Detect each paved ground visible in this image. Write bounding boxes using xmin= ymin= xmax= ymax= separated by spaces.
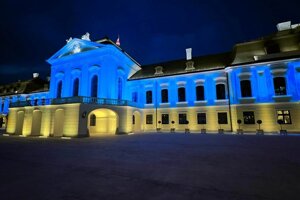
xmin=0 ymin=133 xmax=299 ymax=200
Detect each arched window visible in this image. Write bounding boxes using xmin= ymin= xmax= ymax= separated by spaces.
xmin=118 ymin=78 xmax=122 ymax=100
xmin=161 ymin=89 xmax=168 ymax=103
xmin=240 ymin=80 xmax=252 ymax=97
xmin=132 ymin=115 xmax=135 ymax=124
xmin=273 ymin=77 xmax=286 ymax=95
xmin=216 ymin=84 xmax=225 ymax=100
xmin=57 ymin=81 xmax=62 ymax=98
xmin=178 ymin=87 xmax=186 ymax=102
xmin=90 ymin=114 xmax=96 ymax=126
xmin=196 ymin=85 xmax=204 ymax=101
xmin=73 ymin=78 xmax=79 ymax=97
xmin=146 ymin=90 xmax=152 ymax=104
xmin=91 ymin=75 xmax=98 ymax=97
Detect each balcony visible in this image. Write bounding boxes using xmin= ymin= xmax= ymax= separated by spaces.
xmin=9 ymin=96 xmax=137 ymax=108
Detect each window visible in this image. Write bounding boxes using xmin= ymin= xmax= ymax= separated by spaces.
xmin=132 ymin=115 xmax=135 ymax=124
xmin=118 ymin=78 xmax=122 ymax=100
xmin=73 ymin=78 xmax=79 ymax=96
xmin=1 ymin=102 xmax=4 ymax=111
xmin=179 ymin=113 xmax=187 ymax=124
xmin=277 ymin=110 xmax=291 ymax=124
xmin=161 ymin=89 xmax=168 ymax=103
xmin=243 ymin=111 xmax=255 ymax=124
xmin=146 ymin=90 xmax=152 ymax=104
xmin=218 ymin=112 xmax=228 ymax=124
xmin=265 ymin=42 xmax=280 ymax=54
xmin=197 ymin=113 xmax=206 ymax=124
xmin=91 ymin=75 xmax=98 ymax=97
xmin=196 ymin=85 xmax=205 ymax=101
xmin=57 ymin=81 xmax=62 ymax=98
xmin=178 ymin=87 xmax=186 ymax=102
xmin=90 ymin=114 xmax=96 ymax=126
xmin=132 ymin=92 xmax=138 ymax=102
xmin=240 ymin=80 xmax=252 ymax=97
xmin=41 ymin=98 xmax=45 ymax=105
xmin=216 ymin=84 xmax=226 ymax=100
xmin=273 ymin=77 xmax=287 ymax=95
xmin=146 ymin=115 xmax=153 ymax=124
xmin=162 ymin=114 xmax=169 ymax=124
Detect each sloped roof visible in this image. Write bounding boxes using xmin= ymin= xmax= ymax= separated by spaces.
xmin=130 ymin=26 xmax=300 ymax=80
xmin=0 ymin=77 xmax=49 ymax=97
xmin=129 ymin=52 xmax=232 ymax=80
xmin=231 ymin=26 xmax=300 ymax=65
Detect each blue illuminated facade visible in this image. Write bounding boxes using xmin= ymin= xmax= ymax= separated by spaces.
xmin=2 ymin=25 xmax=300 ymax=135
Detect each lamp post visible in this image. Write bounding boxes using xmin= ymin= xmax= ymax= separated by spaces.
xmin=237 ymin=119 xmax=243 ymax=135
xmin=256 ymin=120 xmax=264 ymax=135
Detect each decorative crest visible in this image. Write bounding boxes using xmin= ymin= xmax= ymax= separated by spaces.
xmin=73 ymin=43 xmax=81 ymax=54
xmin=81 ymin=32 xmax=91 ymax=41
xmin=66 ymin=37 xmax=73 ymax=43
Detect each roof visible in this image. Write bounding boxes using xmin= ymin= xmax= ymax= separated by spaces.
xmin=130 ymin=26 xmax=300 ymax=80
xmin=231 ymin=26 xmax=300 ymax=65
xmin=96 ymin=37 xmax=141 ymax=67
xmin=0 ymin=77 xmax=49 ymax=97
xmin=129 ymin=52 xmax=232 ymax=80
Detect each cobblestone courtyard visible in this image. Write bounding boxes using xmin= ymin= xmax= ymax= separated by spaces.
xmin=0 ymin=133 xmax=299 ymax=200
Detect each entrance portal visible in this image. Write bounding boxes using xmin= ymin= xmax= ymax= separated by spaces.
xmin=88 ymin=109 xmax=118 ymax=136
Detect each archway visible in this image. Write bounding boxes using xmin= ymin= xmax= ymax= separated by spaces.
xmin=53 ymin=109 xmax=64 ymax=137
xmin=31 ymin=110 xmax=42 ymax=136
xmin=88 ymin=109 xmax=118 ymax=136
xmin=15 ymin=111 xmax=24 ymax=135
xmin=132 ymin=111 xmax=141 ymax=132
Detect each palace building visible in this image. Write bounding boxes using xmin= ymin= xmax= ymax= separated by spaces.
xmin=1 ymin=21 xmax=300 ymax=137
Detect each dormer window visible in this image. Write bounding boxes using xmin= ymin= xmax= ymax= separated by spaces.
xmin=154 ymin=66 xmax=163 ymax=75
xmin=265 ymin=42 xmax=280 ymax=54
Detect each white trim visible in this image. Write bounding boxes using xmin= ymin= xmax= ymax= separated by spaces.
xmin=176 ymin=81 xmax=186 ymax=86
xmin=194 ymin=79 xmax=205 ymax=85
xmin=214 ymin=77 xmax=226 ymax=83
xmin=159 ymin=83 xmax=169 ymax=88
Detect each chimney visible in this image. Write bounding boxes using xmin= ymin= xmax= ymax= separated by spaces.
xmin=186 ymin=48 xmax=192 ymax=60
xmin=33 ymin=73 xmax=39 ymax=78
xmin=276 ymin=21 xmax=291 ymax=31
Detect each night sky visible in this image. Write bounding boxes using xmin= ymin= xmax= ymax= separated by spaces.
xmin=0 ymin=0 xmax=299 ymax=84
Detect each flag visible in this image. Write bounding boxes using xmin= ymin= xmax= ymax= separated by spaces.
xmin=116 ymin=35 xmax=120 ymax=46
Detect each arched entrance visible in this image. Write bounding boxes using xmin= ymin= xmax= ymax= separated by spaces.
xmin=53 ymin=109 xmax=64 ymax=137
xmin=15 ymin=111 xmax=24 ymax=135
xmin=132 ymin=111 xmax=141 ymax=132
xmin=88 ymin=109 xmax=118 ymax=136
xmin=31 ymin=110 xmax=42 ymax=136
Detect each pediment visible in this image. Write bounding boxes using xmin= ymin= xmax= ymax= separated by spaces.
xmin=47 ymin=38 xmax=105 ymax=64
